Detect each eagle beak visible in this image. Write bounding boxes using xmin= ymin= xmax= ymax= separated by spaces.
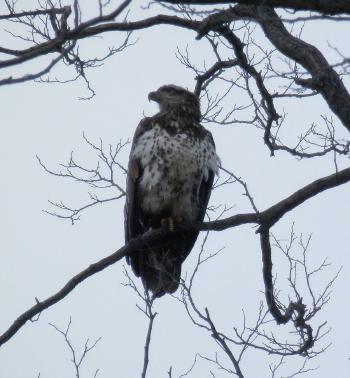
xmin=148 ymin=91 xmax=158 ymax=102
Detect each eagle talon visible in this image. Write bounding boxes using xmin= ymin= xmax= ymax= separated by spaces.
xmin=161 ymin=217 xmax=175 ymax=232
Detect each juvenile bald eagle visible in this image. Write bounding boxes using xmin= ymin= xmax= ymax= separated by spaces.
xmin=124 ymin=85 xmax=219 ymax=297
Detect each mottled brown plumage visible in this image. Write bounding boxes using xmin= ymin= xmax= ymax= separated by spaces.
xmin=124 ymin=85 xmax=219 ymax=297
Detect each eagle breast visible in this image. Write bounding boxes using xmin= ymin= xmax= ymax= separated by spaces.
xmin=130 ymin=120 xmax=219 ymax=221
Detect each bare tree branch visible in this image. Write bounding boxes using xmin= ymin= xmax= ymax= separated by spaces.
xmin=194 ymin=59 xmax=239 ymax=96
xmin=195 ymin=5 xmax=350 ymax=134
xmin=0 ymin=7 xmax=69 ymax=21
xmin=2 ymin=4 xmax=350 ymax=374
xmin=156 ymin=0 xmax=350 ymax=15
xmin=49 ymin=318 xmax=101 ymax=377
xmin=141 ymin=300 xmax=157 ymax=378
xmin=2 ymin=165 xmax=349 ymax=348
xmin=122 ymin=269 xmax=157 ymax=378
xmin=254 ymin=6 xmax=350 ymax=134
xmin=199 ymin=166 xmax=350 ymax=232
xmin=0 ymin=230 xmax=164 ymax=347
xmin=37 ymin=136 xmax=128 ymax=223
xmin=0 ymin=14 xmax=199 ymax=72
xmin=259 ymin=228 xmax=314 ymax=353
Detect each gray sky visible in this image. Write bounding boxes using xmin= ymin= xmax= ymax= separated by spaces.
xmin=0 ymin=1 xmax=349 ymax=377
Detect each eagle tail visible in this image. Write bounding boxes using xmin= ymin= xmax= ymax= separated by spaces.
xmin=142 ymin=253 xmax=181 ymax=298
xmin=128 ymin=230 xmax=201 ymax=298
xmin=130 ymin=232 xmax=196 ymax=298
xmin=141 ymin=238 xmax=182 ymax=298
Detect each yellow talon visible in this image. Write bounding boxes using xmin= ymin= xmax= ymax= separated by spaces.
xmin=161 ymin=217 xmax=175 ymax=232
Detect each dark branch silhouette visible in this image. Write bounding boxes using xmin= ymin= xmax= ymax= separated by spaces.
xmin=155 ymin=0 xmax=350 ymax=15
xmin=1 ymin=166 xmax=349 ymax=348
xmin=2 ymin=1 xmax=350 ymax=375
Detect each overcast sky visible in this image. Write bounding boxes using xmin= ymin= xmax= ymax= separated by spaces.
xmin=0 ymin=1 xmax=349 ymax=377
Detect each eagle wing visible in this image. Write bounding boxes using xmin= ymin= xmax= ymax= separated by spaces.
xmin=180 ymin=132 xmax=216 ymax=262
xmin=124 ymin=118 xmax=151 ymax=276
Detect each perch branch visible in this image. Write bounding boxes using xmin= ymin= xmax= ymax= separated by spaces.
xmin=1 ymin=166 xmax=349 ymax=347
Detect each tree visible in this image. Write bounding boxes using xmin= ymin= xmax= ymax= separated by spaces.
xmin=0 ymin=1 xmax=349 ymax=376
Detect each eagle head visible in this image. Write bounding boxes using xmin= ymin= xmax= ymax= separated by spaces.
xmin=148 ymin=85 xmax=200 ymax=120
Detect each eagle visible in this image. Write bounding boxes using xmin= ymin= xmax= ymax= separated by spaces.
xmin=124 ymin=85 xmax=219 ymax=298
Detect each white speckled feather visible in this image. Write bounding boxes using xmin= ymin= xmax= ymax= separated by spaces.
xmin=130 ymin=123 xmax=219 ymax=221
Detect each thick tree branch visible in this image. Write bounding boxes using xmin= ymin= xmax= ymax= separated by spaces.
xmin=157 ymin=0 xmax=350 ymax=15
xmin=214 ymin=25 xmax=280 ymax=153
xmin=194 ymin=58 xmax=238 ymax=96
xmin=254 ymin=6 xmax=350 ymax=133
xmin=1 ymin=166 xmax=349 ymax=347
xmin=196 ymin=5 xmax=350 ymax=133
xmin=260 ymin=166 xmax=350 ymax=227
xmin=73 ymin=15 xmax=200 ymax=39
xmin=0 ymin=15 xmax=200 ymax=71
xmin=0 ymin=7 xmax=69 ymax=20
xmin=201 ymin=167 xmax=350 ymax=231
xmin=259 ymin=228 xmax=314 ymax=354
xmin=0 ymin=229 xmax=164 ymax=348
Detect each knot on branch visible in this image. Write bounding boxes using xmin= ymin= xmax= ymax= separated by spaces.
xmin=265 ymin=284 xmax=315 ymax=355
xmin=283 ymin=300 xmax=313 ymax=343
xmin=196 ymin=10 xmax=236 ymax=40
xmin=290 ymin=300 xmax=315 ymax=354
xmin=295 ymin=76 xmax=325 ymax=91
